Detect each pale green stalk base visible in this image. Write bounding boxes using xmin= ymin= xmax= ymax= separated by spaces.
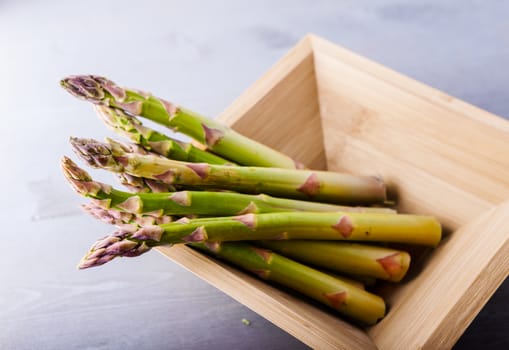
xmin=258 ymin=240 xmax=411 ymax=282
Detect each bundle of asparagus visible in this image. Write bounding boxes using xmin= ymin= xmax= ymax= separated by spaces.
xmin=60 ymin=75 xmax=442 ymax=326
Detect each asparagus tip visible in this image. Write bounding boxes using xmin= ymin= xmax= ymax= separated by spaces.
xmin=69 ymin=137 xmax=124 ymax=171
xmin=61 ymin=156 xmax=112 ymax=196
xmin=60 ymin=75 xmax=105 ymax=102
xmin=60 ymin=75 xmax=127 ymax=102
xmin=61 ymin=156 xmax=92 ymax=182
xmin=78 ymin=229 xmax=151 ymax=269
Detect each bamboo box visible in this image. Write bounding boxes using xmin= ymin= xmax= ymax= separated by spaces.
xmin=157 ymin=35 xmax=509 ymax=350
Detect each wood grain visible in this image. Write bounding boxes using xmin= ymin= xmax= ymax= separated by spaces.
xmin=157 ymin=246 xmax=376 ymax=350
xmin=156 ymin=35 xmax=509 ymax=349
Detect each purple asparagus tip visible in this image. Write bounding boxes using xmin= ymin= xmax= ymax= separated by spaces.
xmin=61 ymin=156 xmax=92 ymax=182
xmin=60 ymin=156 xmax=111 ymax=196
xmin=60 ymin=75 xmax=105 ymax=102
xmin=69 ymin=137 xmax=125 ymax=171
xmin=78 ymin=229 xmax=151 ymax=269
xmin=82 ymin=203 xmax=132 ymax=226
xmin=60 ymin=75 xmax=127 ymax=103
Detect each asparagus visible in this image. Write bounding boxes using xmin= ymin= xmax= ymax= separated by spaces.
xmin=116 ymin=172 xmax=176 ymax=193
xmin=82 ymin=202 xmax=384 ymax=289
xmin=78 ymin=232 xmax=384 ymax=324
xmin=343 ymin=274 xmax=377 ymax=287
xmin=95 ymin=105 xmax=234 ymax=165
xmin=61 ymin=75 xmax=303 ymax=168
xmin=192 ymin=242 xmax=386 ymax=325
xmin=69 ymin=137 xmax=387 ymax=204
xmin=77 ymin=208 xmax=441 ymax=251
xmin=258 ymin=241 xmax=411 ymax=282
xmin=78 ymin=228 xmax=152 ymax=268
xmin=62 ymin=156 xmax=395 ymax=216
xmin=102 ymin=138 xmax=397 ymax=285
xmin=83 ymin=202 xmax=388 ymax=288
xmin=326 ymin=274 xmax=366 ymax=290
xmin=82 ymin=202 xmax=174 ymax=226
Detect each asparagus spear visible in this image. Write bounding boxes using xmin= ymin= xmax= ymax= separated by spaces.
xmin=258 ymin=241 xmax=410 ymax=282
xmin=77 ymin=232 xmax=384 ymax=325
xmin=62 ymin=156 xmax=395 ymax=215
xmin=116 ymin=172 xmax=176 ymax=193
xmin=95 ymin=105 xmax=234 ymax=165
xmin=77 ymin=208 xmax=441 ymax=250
xmin=61 ymin=75 xmax=303 ymax=169
xmin=192 ymin=242 xmax=386 ymax=325
xmin=78 ymin=228 xmax=151 ymax=268
xmin=69 ymin=137 xmax=387 ymax=204
xmin=82 ymin=201 xmax=405 ymax=282
xmin=324 ymin=273 xmax=366 ymax=290
xmin=82 ymin=202 xmax=174 ymax=226
xmin=83 ymin=204 xmax=381 ymax=289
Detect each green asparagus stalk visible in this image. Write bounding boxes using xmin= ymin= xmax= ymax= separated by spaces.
xmin=116 ymin=172 xmax=176 ymax=193
xmin=78 ymin=212 xmax=385 ymax=324
xmin=83 ymin=201 xmax=398 ymax=283
xmin=61 ymin=75 xmax=303 ymax=168
xmin=257 ymin=241 xmax=410 ymax=282
xmin=95 ymin=105 xmax=234 ymax=165
xmin=69 ymin=137 xmax=387 ymax=204
xmin=62 ymin=156 xmax=395 ymax=216
xmin=192 ymin=242 xmax=385 ymax=325
xmin=341 ymin=274 xmax=377 ymax=287
xmin=78 ymin=208 xmax=441 ymax=249
xmin=80 ymin=202 xmax=371 ymax=290
xmin=112 ymin=143 xmax=210 ymax=193
xmin=326 ymin=274 xmax=366 ymax=290
xmin=78 ymin=232 xmax=385 ymax=324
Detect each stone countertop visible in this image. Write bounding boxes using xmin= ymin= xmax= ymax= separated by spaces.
xmin=1 ymin=1 xmax=507 ymax=349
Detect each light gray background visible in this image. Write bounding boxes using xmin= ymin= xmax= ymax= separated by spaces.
xmin=1 ymin=1 xmax=507 ymax=349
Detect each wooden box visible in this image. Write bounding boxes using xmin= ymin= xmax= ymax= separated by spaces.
xmin=157 ymin=35 xmax=509 ymax=349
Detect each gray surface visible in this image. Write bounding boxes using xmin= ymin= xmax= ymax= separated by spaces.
xmin=1 ymin=0 xmax=507 ymax=349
